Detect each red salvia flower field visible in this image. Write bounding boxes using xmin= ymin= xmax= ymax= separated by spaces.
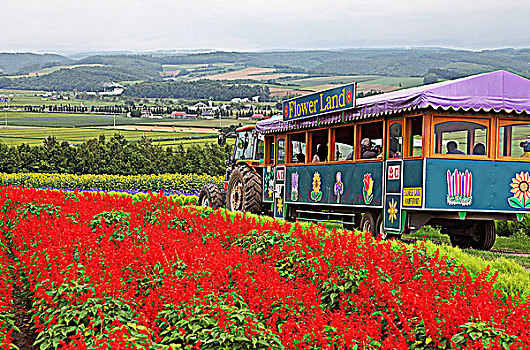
xmin=0 ymin=186 xmax=529 ymax=349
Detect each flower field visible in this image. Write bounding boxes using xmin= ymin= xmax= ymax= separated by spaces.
xmin=1 ymin=186 xmax=530 ymax=349
xmin=0 ymin=172 xmax=223 ymax=195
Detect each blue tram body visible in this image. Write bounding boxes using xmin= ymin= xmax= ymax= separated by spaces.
xmin=211 ymin=70 xmax=530 ymax=250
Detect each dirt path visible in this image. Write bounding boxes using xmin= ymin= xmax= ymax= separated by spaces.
xmin=12 ymin=288 xmax=37 ymax=350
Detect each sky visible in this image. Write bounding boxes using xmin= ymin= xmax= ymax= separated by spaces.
xmin=2 ymin=0 xmax=529 ymax=53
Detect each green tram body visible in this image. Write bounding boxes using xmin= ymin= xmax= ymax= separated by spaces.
xmin=231 ymin=71 xmax=530 ymax=249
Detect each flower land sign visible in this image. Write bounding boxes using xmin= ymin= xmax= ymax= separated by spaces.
xmin=446 ymin=169 xmax=473 ymax=206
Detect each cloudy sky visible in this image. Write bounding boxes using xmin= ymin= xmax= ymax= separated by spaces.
xmin=2 ymin=0 xmax=529 ymax=53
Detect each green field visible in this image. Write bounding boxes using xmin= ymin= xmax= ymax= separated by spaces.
xmin=0 ymin=127 xmax=213 ymax=146
xmin=362 ymin=76 xmax=424 ymax=88
xmin=2 ymin=112 xmax=149 ymax=128
xmin=1 ymin=90 xmax=124 ymax=107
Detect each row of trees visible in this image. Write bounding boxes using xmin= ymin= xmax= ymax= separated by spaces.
xmin=0 ymin=134 xmax=229 ymax=176
xmin=123 ymin=80 xmax=270 ymax=101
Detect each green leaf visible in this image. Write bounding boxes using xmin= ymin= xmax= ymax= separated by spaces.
xmin=508 ymin=197 xmax=523 ymax=208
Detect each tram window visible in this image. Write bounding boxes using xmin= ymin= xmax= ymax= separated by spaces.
xmin=289 ymin=133 xmax=306 ymax=163
xmin=388 ymin=122 xmax=402 ymax=158
xmin=310 ymin=129 xmax=329 ymax=163
xmin=333 ymin=126 xmax=354 ymax=161
xmin=265 ymin=136 xmax=274 ymax=164
xmin=434 ymin=121 xmax=487 ymax=155
xmin=358 ymin=121 xmax=383 ymax=159
xmin=255 ymin=138 xmax=264 ymax=161
xmin=407 ymin=116 xmax=423 ymax=157
xmin=277 ymin=137 xmax=286 ymax=164
xmin=499 ymin=124 xmax=530 ymax=157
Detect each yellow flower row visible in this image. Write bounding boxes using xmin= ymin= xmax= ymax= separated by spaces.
xmin=0 ymin=172 xmax=224 ymax=194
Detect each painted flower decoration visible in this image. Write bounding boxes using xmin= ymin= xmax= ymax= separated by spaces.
xmin=292 ymin=172 xmax=299 ymax=189
xmin=284 ymin=105 xmax=289 ymax=117
xmin=312 ymin=172 xmax=321 ymax=193
xmin=346 ymin=88 xmax=352 ymax=104
xmin=388 ymin=198 xmax=398 ymax=223
xmin=310 ymin=172 xmax=323 ymax=202
xmin=334 ymin=172 xmax=344 ymax=203
xmin=508 ymin=171 xmax=530 ymax=209
xmin=277 ymin=197 xmax=283 ymax=214
xmin=291 ymin=172 xmax=299 ymax=201
xmin=362 ymin=173 xmax=374 ymax=204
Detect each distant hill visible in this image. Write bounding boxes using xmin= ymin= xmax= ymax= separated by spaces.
xmin=0 ymin=52 xmax=72 ymax=74
xmin=0 ymin=47 xmax=529 ymax=96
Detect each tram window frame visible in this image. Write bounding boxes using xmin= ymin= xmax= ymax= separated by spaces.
xmin=404 ymin=115 xmax=423 ymax=159
xmin=432 ymin=116 xmax=490 ymax=158
xmin=387 ymin=119 xmax=403 ymax=159
xmin=287 ymin=132 xmax=307 ymax=165
xmin=309 ymin=128 xmax=330 ymax=164
xmin=330 ymin=125 xmax=355 ymax=162
xmin=356 ymin=120 xmax=384 ymax=161
xmin=276 ymin=135 xmax=287 ymax=165
xmin=264 ymin=135 xmax=275 ymax=165
xmin=498 ymin=119 xmax=530 ymax=160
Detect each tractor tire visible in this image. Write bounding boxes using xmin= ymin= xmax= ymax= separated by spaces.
xmin=198 ymin=184 xmax=224 ymax=209
xmin=227 ymin=165 xmax=263 ymax=214
xmin=470 ymin=221 xmax=496 ymax=250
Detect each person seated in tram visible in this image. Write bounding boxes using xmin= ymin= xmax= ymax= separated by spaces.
xmin=296 ymin=152 xmax=306 ymax=163
xmin=521 ymin=141 xmax=530 ymax=157
xmin=472 ymin=142 xmax=486 ymax=155
xmin=312 ymin=144 xmax=327 ymax=162
xmin=446 ymin=140 xmax=465 ymax=155
xmin=361 ymin=138 xmax=379 ymax=159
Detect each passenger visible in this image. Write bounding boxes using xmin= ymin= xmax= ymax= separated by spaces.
xmin=472 ymin=143 xmax=486 ymax=155
xmin=346 ymin=150 xmax=354 ymax=160
xmin=296 ymin=153 xmax=306 ymax=163
xmin=361 ymin=138 xmax=378 ymax=159
xmin=312 ymin=144 xmax=327 ymax=163
xmin=446 ymin=141 xmax=465 ymax=155
xmin=521 ymin=141 xmax=530 ymax=157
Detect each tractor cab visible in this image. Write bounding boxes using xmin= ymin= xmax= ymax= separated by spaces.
xmin=226 ymin=125 xmax=264 ymax=166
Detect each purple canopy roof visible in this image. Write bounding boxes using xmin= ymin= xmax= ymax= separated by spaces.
xmin=256 ymin=70 xmax=530 ymax=133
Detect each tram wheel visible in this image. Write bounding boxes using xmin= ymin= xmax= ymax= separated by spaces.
xmin=376 ymin=213 xmax=386 ymax=239
xmin=449 ymin=234 xmax=470 ymax=249
xmin=469 ymin=220 xmax=496 ymax=251
xmin=360 ymin=212 xmax=381 ymax=237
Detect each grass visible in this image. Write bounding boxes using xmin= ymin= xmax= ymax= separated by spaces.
xmin=2 ymin=112 xmax=149 ymax=128
xmin=0 ymin=127 xmax=211 ymax=146
xmin=362 ymin=76 xmax=424 ymax=88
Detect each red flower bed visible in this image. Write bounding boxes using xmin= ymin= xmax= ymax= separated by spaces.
xmin=0 ymin=186 xmax=529 ymax=349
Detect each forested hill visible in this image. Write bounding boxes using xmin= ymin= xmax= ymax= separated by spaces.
xmin=0 ymin=48 xmax=529 ymax=97
xmin=174 ymin=48 xmax=530 ymax=78
xmin=0 ymin=53 xmax=72 ymax=75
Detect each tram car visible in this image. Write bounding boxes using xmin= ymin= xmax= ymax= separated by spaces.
xmin=200 ymin=70 xmax=530 ymax=250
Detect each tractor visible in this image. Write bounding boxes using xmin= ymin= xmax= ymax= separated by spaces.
xmin=198 ymin=125 xmax=267 ymax=214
